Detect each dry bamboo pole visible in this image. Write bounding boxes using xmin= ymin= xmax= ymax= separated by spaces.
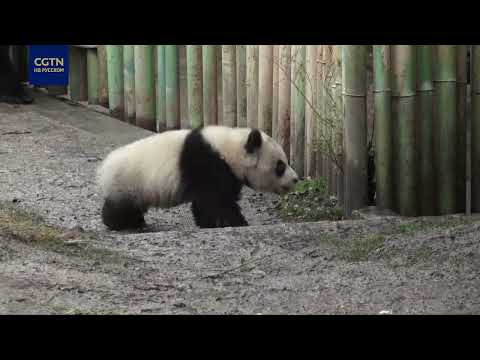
xmin=291 ymin=45 xmax=306 ymax=178
xmin=342 ymin=45 xmax=368 ymax=216
xmin=471 ymin=46 xmax=480 ymax=212
xmin=186 ymin=45 xmax=203 ymax=129
xmin=86 ymin=48 xmax=99 ymax=105
xmin=333 ymin=45 xmax=344 ymax=200
xmin=246 ymin=45 xmax=259 ymax=128
xmin=373 ymin=46 xmax=393 ymax=210
xmin=69 ymin=47 xmax=88 ymax=102
xmin=456 ymin=45 xmax=467 ymax=212
xmin=222 ymin=45 xmax=236 ymax=127
xmin=106 ymin=45 xmax=124 ymax=118
xmin=322 ymin=45 xmax=333 ymax=192
xmin=123 ymin=45 xmax=135 ymax=124
xmin=272 ymin=45 xmax=279 ymax=140
xmin=202 ymin=45 xmax=218 ymax=126
xmin=434 ymin=45 xmax=457 ymax=215
xmin=305 ymin=45 xmax=317 ymax=178
xmin=97 ymin=45 xmax=109 ymax=107
xmin=391 ymin=45 xmax=417 ymax=216
xmin=277 ymin=45 xmax=291 ymax=161
xmin=236 ymin=45 xmax=247 ymax=128
xmin=466 ymin=46 xmax=473 ymax=215
xmin=165 ymin=45 xmax=180 ymax=130
xmin=134 ymin=45 xmax=156 ymax=131
xmin=315 ymin=45 xmax=324 ymax=179
xmin=258 ymin=45 xmax=274 ymax=135
xmin=156 ymin=45 xmax=166 ymax=132
xmin=415 ymin=45 xmax=435 ymax=215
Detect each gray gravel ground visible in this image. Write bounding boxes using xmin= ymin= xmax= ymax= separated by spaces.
xmin=1 ymin=92 xmax=480 ymax=314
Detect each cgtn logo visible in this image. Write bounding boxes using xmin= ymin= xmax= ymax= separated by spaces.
xmin=33 ymin=57 xmax=65 ymax=72
xmin=28 ymin=45 xmax=69 ymax=86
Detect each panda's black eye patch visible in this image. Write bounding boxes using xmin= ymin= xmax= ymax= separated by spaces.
xmin=275 ymin=160 xmax=286 ymax=177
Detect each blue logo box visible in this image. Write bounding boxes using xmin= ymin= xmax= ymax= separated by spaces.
xmin=28 ymin=45 xmax=69 ymax=86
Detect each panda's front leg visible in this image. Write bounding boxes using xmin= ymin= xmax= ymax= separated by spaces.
xmin=220 ymin=201 xmax=248 ymax=228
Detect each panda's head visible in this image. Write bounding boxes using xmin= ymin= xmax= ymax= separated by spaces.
xmin=237 ymin=128 xmax=299 ymax=195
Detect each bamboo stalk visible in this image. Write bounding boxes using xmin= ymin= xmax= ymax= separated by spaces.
xmin=222 ymin=45 xmax=236 ymax=127
xmin=165 ymin=45 xmax=180 ymax=130
xmin=186 ymin=45 xmax=203 ymax=129
xmin=373 ymin=46 xmax=393 ymax=210
xmin=277 ymin=45 xmax=291 ymax=161
xmin=156 ymin=45 xmax=166 ymax=132
xmin=97 ymin=45 xmax=109 ymax=107
xmin=305 ymin=45 xmax=317 ymax=178
xmin=434 ymin=45 xmax=457 ymax=215
xmin=86 ymin=48 xmax=99 ymax=105
xmin=316 ymin=45 xmax=324 ymax=179
xmin=333 ymin=45 xmax=344 ymax=202
xmin=472 ymin=46 xmax=480 ymax=212
xmin=456 ymin=45 xmax=467 ymax=212
xmin=106 ymin=45 xmax=124 ymax=118
xmin=415 ymin=45 xmax=435 ymax=215
xmin=123 ymin=45 xmax=135 ymax=124
xmin=134 ymin=45 xmax=156 ymax=131
xmin=258 ymin=45 xmax=274 ymax=135
xmin=272 ymin=45 xmax=279 ymax=140
xmin=69 ymin=47 xmax=88 ymax=102
xmin=236 ymin=45 xmax=247 ymax=128
xmin=291 ymin=45 xmax=306 ymax=178
xmin=342 ymin=45 xmax=368 ymax=216
xmin=246 ymin=45 xmax=259 ymax=128
xmin=202 ymin=45 xmax=218 ymax=126
xmin=391 ymin=45 xmax=417 ymax=216
xmin=322 ymin=45 xmax=333 ymax=192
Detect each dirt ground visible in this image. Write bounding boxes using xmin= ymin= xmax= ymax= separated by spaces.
xmin=1 ymin=92 xmax=479 ymax=314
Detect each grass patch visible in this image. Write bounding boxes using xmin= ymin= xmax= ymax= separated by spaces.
xmin=326 ymin=234 xmax=386 ymax=262
xmin=277 ymin=178 xmax=345 ymax=222
xmin=0 ymin=201 xmax=129 ymax=265
xmin=395 ymin=217 xmax=473 ymax=236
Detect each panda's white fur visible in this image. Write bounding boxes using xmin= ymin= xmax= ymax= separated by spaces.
xmin=97 ymin=125 xmax=298 ymax=230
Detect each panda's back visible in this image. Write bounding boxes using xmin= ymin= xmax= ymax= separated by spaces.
xmin=97 ymin=129 xmax=191 ymax=208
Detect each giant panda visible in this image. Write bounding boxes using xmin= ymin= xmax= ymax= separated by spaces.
xmin=97 ymin=126 xmax=299 ymax=230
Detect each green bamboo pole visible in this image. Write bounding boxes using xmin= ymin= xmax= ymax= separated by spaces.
xmin=203 ymin=45 xmax=218 ymax=126
xmin=456 ymin=45 xmax=467 ymax=212
xmin=246 ymin=45 xmax=259 ymax=128
xmin=333 ymin=45 xmax=344 ymax=201
xmin=272 ymin=45 xmax=279 ymax=141
xmin=165 ymin=45 xmax=180 ymax=130
xmin=258 ymin=45 xmax=274 ymax=135
xmin=434 ymin=45 xmax=457 ymax=215
xmin=97 ymin=45 xmax=109 ymax=107
xmin=291 ymin=45 xmax=306 ymax=178
xmin=277 ymin=45 xmax=291 ymax=161
xmin=373 ymin=45 xmax=393 ymax=211
xmin=69 ymin=47 xmax=88 ymax=102
xmin=471 ymin=46 xmax=480 ymax=212
xmin=236 ymin=45 xmax=247 ymax=128
xmin=156 ymin=45 xmax=166 ymax=132
xmin=342 ymin=45 xmax=368 ymax=216
xmin=186 ymin=45 xmax=203 ymax=129
xmin=134 ymin=45 xmax=155 ymax=131
xmin=416 ymin=45 xmax=435 ymax=215
xmin=222 ymin=45 xmax=236 ymax=127
xmin=391 ymin=45 xmax=417 ymax=216
xmin=305 ymin=45 xmax=317 ymax=178
xmin=106 ymin=45 xmax=124 ymax=117
xmin=86 ymin=48 xmax=99 ymax=105
xmin=123 ymin=45 xmax=135 ymax=124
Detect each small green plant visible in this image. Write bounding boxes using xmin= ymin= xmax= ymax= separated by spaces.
xmin=327 ymin=234 xmax=386 ymax=262
xmin=277 ymin=178 xmax=344 ymax=222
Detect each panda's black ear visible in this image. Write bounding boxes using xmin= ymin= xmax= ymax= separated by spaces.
xmin=245 ymin=129 xmax=262 ymax=153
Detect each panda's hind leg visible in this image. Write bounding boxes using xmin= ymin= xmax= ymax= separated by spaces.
xmin=101 ymin=196 xmax=146 ymax=231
